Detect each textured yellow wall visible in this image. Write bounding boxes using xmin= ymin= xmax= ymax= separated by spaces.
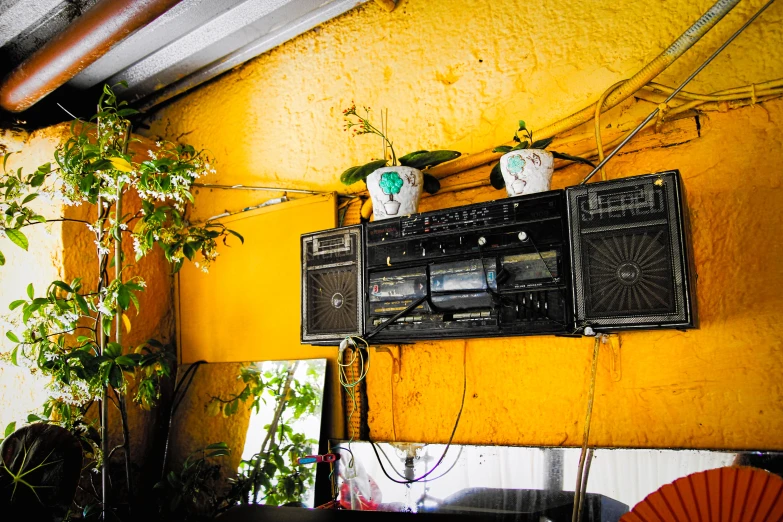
xmin=0 ymin=126 xmax=70 ymax=431
xmin=145 ymin=0 xmax=783 ymax=450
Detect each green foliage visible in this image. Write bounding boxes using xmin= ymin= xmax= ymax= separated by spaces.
xmin=0 ymin=154 xmax=50 ymax=264
xmin=0 ymin=83 xmax=240 ymax=518
xmin=340 ymin=104 xmax=460 ymax=190
xmin=154 ymin=443 xmax=230 ymax=520
xmin=489 ymin=119 xmax=595 ymax=189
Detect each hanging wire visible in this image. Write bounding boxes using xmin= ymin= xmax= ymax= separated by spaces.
xmin=572 ymin=336 xmax=601 ymax=522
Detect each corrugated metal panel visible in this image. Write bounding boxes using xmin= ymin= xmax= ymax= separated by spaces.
xmin=0 ymin=0 xmax=371 ymax=111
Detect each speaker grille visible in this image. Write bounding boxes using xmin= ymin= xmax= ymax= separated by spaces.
xmin=307 ymin=267 xmax=359 ymax=334
xmin=567 ymin=171 xmax=695 ymax=330
xmin=583 ymin=227 xmax=674 ymax=317
xmin=301 ymin=225 xmax=364 ymax=343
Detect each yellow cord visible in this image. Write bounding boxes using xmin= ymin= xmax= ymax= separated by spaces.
xmin=593 ymin=81 xmax=626 ymax=182
xmin=572 ymin=336 xmax=601 ymax=522
xmin=338 ymin=336 xmax=370 ymax=447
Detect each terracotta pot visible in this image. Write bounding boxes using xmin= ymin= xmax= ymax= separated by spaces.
xmin=365 ymin=166 xmax=423 ymax=220
xmin=499 ymin=149 xmax=554 ymax=197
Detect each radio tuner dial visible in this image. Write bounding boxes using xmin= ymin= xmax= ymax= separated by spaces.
xmin=518 ymin=231 xmax=529 ymax=242
xmin=478 ymin=237 xmax=487 ymax=246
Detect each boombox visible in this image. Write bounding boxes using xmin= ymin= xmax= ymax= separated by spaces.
xmin=301 ymin=170 xmax=697 ymax=344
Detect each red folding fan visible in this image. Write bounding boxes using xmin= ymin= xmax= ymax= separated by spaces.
xmin=621 ymin=466 xmax=783 ymax=522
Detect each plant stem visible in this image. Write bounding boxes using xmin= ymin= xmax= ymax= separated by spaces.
xmin=115 ymin=124 xmax=133 ymax=515
xmin=20 ymin=218 xmax=91 ymax=228
xmin=252 ymin=362 xmax=298 ymax=503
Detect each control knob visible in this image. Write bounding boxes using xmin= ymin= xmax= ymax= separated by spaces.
xmin=518 ymin=231 xmax=529 ymax=242
xmin=478 ymin=236 xmax=487 ymax=246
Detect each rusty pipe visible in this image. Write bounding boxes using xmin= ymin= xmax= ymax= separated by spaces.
xmin=0 ymin=0 xmax=183 ymax=113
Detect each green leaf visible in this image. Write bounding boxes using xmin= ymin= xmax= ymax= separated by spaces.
xmin=117 ymin=286 xmax=130 ymax=310
xmin=422 ymin=173 xmax=440 ymax=195
xmin=4 ymin=421 xmax=15 ymax=438
xmin=105 ymin=342 xmax=122 ymax=358
xmin=206 ymin=442 xmax=229 ymax=450
xmin=551 ymin=150 xmax=596 ymax=167
xmin=109 ymin=364 xmax=123 ymax=389
xmin=30 ymin=174 xmax=46 ymax=187
xmin=27 ymin=414 xmax=43 ymax=422
xmin=10 ymin=346 xmax=19 ymax=366
xmin=492 ymin=145 xmax=513 ymax=154
xmin=518 ymin=120 xmax=527 ymax=131
xmin=340 ymin=159 xmax=387 ymax=185
xmin=52 ymin=281 xmax=73 ymax=293
xmin=9 ymin=299 xmax=25 ymax=310
xmin=396 ymin=150 xmax=428 ymax=164
xmin=22 ymin=193 xmax=38 ymax=204
xmin=3 ymin=152 xmax=14 ymax=172
xmin=397 ymin=150 xmax=461 ymax=170
xmin=0 ymin=250 xmax=4 ymax=266
xmin=227 ymin=229 xmax=244 ymax=244
xmin=27 ymin=283 xmax=34 ymax=299
xmin=115 ymin=355 xmax=135 ymax=367
xmin=5 ymin=331 xmax=19 ymax=343
xmin=489 ymin=162 xmax=505 ymax=190
xmin=74 ymin=294 xmax=89 ymax=315
xmin=182 ymin=242 xmax=196 ymax=261
xmin=339 ymin=166 xmax=361 ymax=184
xmin=512 ymin=141 xmax=529 ymax=151
xmin=530 ymin=137 xmax=554 ymax=149
xmin=6 ymin=228 xmax=29 ymax=251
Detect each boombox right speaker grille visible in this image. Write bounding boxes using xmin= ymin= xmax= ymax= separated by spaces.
xmin=567 ymin=171 xmax=696 ymax=331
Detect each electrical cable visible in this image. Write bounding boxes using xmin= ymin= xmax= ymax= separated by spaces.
xmin=572 ymin=336 xmax=601 ymax=522
xmin=577 ymin=448 xmax=595 ymax=520
xmin=593 ymin=81 xmax=626 ymax=182
xmin=338 ymin=337 xmax=370 ymax=447
xmin=427 ymin=0 xmax=744 ymax=179
xmin=373 ymin=442 xmax=465 ymax=483
xmin=367 ymin=341 xmax=467 ymax=484
xmin=581 ymin=0 xmax=778 ymax=185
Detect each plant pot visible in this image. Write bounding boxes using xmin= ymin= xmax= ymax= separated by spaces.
xmin=499 ymin=149 xmax=554 ymax=197
xmin=366 ymin=166 xmax=423 ymax=220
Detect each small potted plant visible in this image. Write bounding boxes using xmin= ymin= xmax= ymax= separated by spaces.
xmin=490 ymin=120 xmax=594 ymax=197
xmin=340 ymin=104 xmax=461 ymax=220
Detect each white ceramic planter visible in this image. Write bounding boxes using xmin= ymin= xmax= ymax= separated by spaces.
xmin=499 ymin=149 xmax=554 ymax=197
xmin=366 ymin=166 xmax=423 ymax=220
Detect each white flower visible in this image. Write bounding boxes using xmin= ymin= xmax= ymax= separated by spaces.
xmin=97 ymin=301 xmax=111 ymax=315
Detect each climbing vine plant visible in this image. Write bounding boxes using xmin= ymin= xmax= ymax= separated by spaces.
xmin=0 ymin=83 xmax=241 ymax=518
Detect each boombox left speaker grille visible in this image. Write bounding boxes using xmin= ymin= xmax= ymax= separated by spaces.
xmin=301 ymin=225 xmax=364 ymax=343
xmin=567 ymin=171 xmax=696 ymax=331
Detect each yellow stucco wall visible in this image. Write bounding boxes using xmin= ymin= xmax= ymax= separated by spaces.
xmin=145 ymin=0 xmax=783 ymax=450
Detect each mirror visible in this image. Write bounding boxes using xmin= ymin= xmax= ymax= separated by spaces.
xmin=163 ymin=359 xmax=327 ymax=516
xmin=332 ymin=442 xmax=783 ymax=519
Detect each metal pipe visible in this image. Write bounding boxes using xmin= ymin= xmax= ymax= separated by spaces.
xmin=580 ymin=0 xmax=778 ymax=185
xmin=0 ymin=0 xmax=183 ymax=113
xmin=192 ymin=183 xmax=328 ymax=195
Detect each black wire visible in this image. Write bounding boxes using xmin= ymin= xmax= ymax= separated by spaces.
xmin=374 ymin=441 xmax=464 ymax=483
xmin=365 ymin=294 xmax=428 ymax=341
xmin=367 ymin=346 xmax=467 ymax=484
